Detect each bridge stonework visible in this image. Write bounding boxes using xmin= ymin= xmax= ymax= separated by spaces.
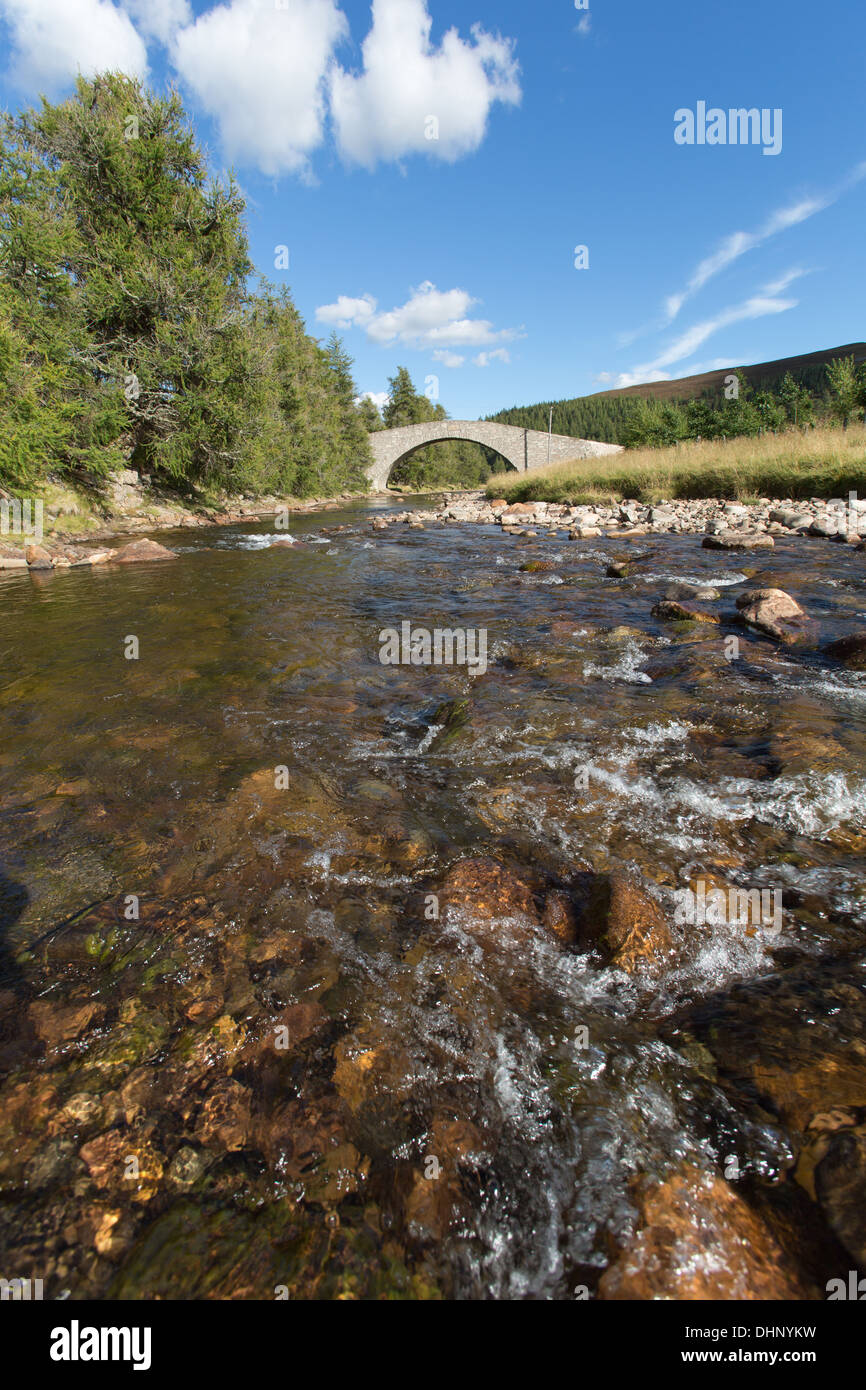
xmin=366 ymin=420 xmax=622 ymax=491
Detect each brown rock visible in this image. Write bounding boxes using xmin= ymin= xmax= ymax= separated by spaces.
xmin=586 ymin=869 xmax=673 ymax=973
xmin=404 ymin=1114 xmax=485 ymax=1242
xmin=79 ymin=1129 xmax=164 ymax=1203
xmin=108 ymin=538 xmax=176 ymax=564
xmin=665 ymin=954 xmax=866 ymax=1133
xmin=735 ymin=587 xmax=807 ymax=644
xmin=541 ymin=890 xmax=579 ymax=945
xmin=440 ymin=856 xmax=538 ymax=923
xmin=823 ymin=633 xmax=866 ymax=670
xmin=29 ymin=999 xmax=97 ymax=1047
xmin=599 ymin=1165 xmax=812 ymax=1300
xmin=25 ymin=544 xmax=54 ymax=569
xmin=814 ymin=1122 xmax=866 ymax=1267
xmin=195 ymin=1079 xmax=252 ymax=1152
xmin=652 ymin=599 xmax=720 ymax=624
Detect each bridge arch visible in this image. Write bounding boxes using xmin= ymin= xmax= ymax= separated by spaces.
xmin=366 ymin=420 xmax=622 ymax=491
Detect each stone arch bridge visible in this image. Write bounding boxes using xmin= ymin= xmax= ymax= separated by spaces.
xmin=366 ymin=420 xmax=622 ymax=491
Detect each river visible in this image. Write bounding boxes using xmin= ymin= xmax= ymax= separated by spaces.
xmin=1 ymin=497 xmax=864 ymax=1298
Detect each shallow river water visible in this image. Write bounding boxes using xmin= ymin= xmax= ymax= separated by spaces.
xmin=1 ymin=497 xmax=865 ymax=1299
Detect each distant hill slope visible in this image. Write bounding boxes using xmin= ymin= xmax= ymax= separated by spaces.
xmin=590 ymin=342 xmax=866 ymax=402
xmin=488 ymin=343 xmax=866 ymax=444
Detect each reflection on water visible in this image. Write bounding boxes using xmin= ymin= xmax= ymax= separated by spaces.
xmin=0 ymin=499 xmax=864 ymax=1298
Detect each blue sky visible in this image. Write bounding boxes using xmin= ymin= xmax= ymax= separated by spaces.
xmin=1 ymin=0 xmax=864 ymax=420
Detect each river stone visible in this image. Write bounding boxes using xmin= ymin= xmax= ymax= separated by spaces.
xmin=541 ymin=890 xmax=579 ymax=945
xmin=652 ymin=599 xmax=719 ymax=624
xmin=582 ymin=869 xmax=673 ymax=973
xmin=598 ymin=1165 xmax=814 ymax=1300
xmin=822 ymin=633 xmax=866 ymax=670
xmin=703 ymin=532 xmax=774 ymax=551
xmin=25 ymin=544 xmax=54 ymax=569
xmin=769 ymin=508 xmax=811 ymax=529
xmin=440 ymin=857 xmax=538 ymax=936
xmin=809 ymin=517 xmax=840 ymax=538
xmin=108 ymin=538 xmax=177 ymax=564
xmin=735 ymin=587 xmax=807 ymax=644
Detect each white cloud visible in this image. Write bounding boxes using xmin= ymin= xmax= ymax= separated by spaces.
xmin=358 ymin=390 xmax=389 ymax=410
xmin=432 ymin=350 xmax=465 ymax=368
xmin=329 ymin=0 xmax=520 ymax=168
xmin=761 ymin=267 xmax=810 ymax=295
xmin=574 ymin=15 xmax=591 ymax=36
xmin=121 ymin=0 xmax=191 ymax=44
xmin=1 ymin=0 xmax=147 ymax=89
xmin=172 ymin=0 xmax=347 ymax=178
xmin=474 ymin=348 xmax=510 ymax=366
xmin=364 ymin=280 xmax=512 ymax=347
xmin=316 ymin=294 xmax=378 ymax=330
xmin=319 ymin=280 xmax=517 ymax=350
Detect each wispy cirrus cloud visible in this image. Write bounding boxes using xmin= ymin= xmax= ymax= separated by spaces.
xmin=663 ymin=161 xmax=866 ymax=323
xmin=613 ymin=276 xmax=801 ymax=388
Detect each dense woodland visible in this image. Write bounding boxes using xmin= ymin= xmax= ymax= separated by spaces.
xmin=490 ymin=357 xmax=866 ymax=451
xmin=0 ymin=75 xmax=373 ymax=498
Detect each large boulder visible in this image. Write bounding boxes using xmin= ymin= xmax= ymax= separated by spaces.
xmin=735 ymin=587 xmax=807 ymax=644
xmin=108 ymin=538 xmax=177 ymax=564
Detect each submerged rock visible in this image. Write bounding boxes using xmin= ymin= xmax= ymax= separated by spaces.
xmin=599 ymin=1165 xmax=813 ymax=1300
xmin=582 ymin=869 xmax=673 ymax=973
xmin=440 ymin=857 xmax=538 ymax=936
xmin=822 ymin=633 xmax=866 ymax=670
xmin=813 ymin=1121 xmax=866 ymax=1267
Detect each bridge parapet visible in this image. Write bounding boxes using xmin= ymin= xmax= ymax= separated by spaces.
xmin=366 ymin=420 xmax=622 ymax=490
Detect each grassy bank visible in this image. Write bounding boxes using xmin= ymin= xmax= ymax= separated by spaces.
xmin=486 ymin=425 xmax=866 ymax=505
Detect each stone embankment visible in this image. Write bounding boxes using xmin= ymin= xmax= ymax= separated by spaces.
xmin=373 ymin=490 xmax=866 ymax=547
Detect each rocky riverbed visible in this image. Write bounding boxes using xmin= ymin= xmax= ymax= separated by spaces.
xmin=0 ymin=496 xmax=864 ymax=1300
xmin=382 ymin=489 xmax=866 ymax=546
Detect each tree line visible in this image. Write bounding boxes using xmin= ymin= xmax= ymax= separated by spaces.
xmin=489 ymin=358 xmax=866 ymax=451
xmin=0 ymin=74 xmax=373 ymax=498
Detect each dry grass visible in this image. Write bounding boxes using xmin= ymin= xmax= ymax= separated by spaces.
xmin=486 ymin=425 xmax=866 ymax=505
